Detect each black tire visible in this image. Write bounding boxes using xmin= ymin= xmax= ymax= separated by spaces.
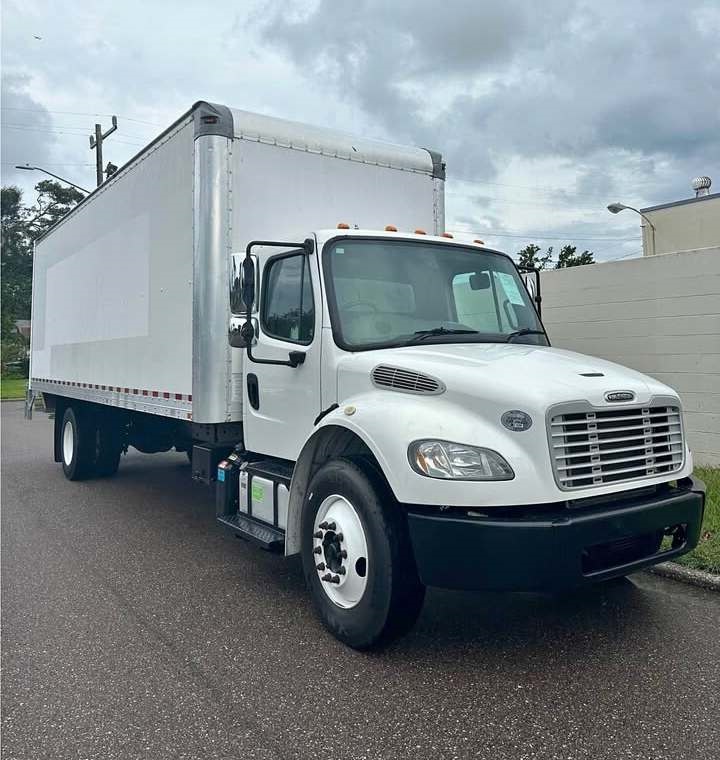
xmin=301 ymin=458 xmax=425 ymax=649
xmin=60 ymin=406 xmax=97 ymax=481
xmin=94 ymin=416 xmax=123 ymax=477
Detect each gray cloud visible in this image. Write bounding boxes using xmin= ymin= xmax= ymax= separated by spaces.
xmin=1 ymin=73 xmax=57 ymax=191
xmin=260 ymin=0 xmax=720 ymax=208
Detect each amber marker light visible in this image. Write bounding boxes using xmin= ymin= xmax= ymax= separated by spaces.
xmin=337 ymin=222 xmax=350 ymax=229
xmin=385 ymin=225 xmax=398 ymax=232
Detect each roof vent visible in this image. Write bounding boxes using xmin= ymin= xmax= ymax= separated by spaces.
xmin=692 ymin=176 xmax=712 ymax=197
xmin=372 ymin=365 xmax=445 ymax=395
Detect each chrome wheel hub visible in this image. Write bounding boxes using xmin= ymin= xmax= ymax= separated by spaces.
xmin=313 ymin=494 xmax=368 ymax=609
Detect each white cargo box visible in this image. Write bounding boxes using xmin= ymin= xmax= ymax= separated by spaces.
xmin=30 ymin=101 xmax=444 ymax=424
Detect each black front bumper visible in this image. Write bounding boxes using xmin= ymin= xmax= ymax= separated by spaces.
xmin=406 ymin=477 xmax=706 ymax=592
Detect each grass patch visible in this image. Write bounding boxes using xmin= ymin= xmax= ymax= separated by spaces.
xmin=676 ymin=467 xmax=720 ymax=575
xmin=1 ymin=377 xmax=27 ymax=400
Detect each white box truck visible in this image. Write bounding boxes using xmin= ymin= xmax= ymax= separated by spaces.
xmin=28 ymin=101 xmax=705 ymax=648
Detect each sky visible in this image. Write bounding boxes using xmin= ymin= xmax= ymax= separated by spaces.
xmin=2 ymin=0 xmax=718 ymax=261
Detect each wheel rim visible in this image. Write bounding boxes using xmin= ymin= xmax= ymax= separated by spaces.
xmin=313 ymin=494 xmax=369 ymax=609
xmin=62 ymin=419 xmax=74 ymax=466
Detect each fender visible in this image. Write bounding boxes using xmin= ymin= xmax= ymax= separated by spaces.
xmin=284 ymin=406 xmax=396 ymax=555
xmin=283 ymin=391 xmax=551 ymax=555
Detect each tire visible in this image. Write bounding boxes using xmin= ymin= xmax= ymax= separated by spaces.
xmin=60 ymin=406 xmax=97 ymax=481
xmin=301 ymin=458 xmax=425 ymax=649
xmin=94 ymin=416 xmax=123 ymax=477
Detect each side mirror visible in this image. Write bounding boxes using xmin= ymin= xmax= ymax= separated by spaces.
xmin=241 ymin=256 xmax=255 ymax=312
xmin=229 ymin=319 xmax=257 ymax=348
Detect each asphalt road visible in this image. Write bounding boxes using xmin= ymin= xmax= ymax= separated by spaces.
xmin=2 ymin=400 xmax=719 ymax=760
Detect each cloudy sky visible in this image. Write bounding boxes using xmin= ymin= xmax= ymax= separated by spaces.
xmin=2 ymin=0 xmax=718 ymax=260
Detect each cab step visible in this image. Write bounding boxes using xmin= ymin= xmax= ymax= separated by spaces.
xmin=217 ymin=512 xmax=285 ymax=552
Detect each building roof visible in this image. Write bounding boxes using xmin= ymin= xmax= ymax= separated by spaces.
xmin=641 ymin=192 xmax=720 ymax=213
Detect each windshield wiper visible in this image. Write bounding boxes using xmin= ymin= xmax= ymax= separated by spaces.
xmin=407 ymin=327 xmax=479 ymax=343
xmin=504 ymin=328 xmax=546 ymax=343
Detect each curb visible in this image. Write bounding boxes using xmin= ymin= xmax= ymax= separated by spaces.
xmin=648 ymin=561 xmax=720 ymax=591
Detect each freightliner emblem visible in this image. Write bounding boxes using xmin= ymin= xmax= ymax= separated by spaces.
xmin=604 ymin=391 xmax=635 ymax=402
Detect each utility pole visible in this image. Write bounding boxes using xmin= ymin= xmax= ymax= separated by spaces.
xmin=89 ymin=116 xmax=118 ymax=187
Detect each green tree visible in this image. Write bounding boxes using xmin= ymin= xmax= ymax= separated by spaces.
xmin=1 ymin=181 xmax=83 ymax=372
xmin=516 ymin=243 xmax=553 ymax=270
xmin=555 ymin=245 xmax=594 ymax=268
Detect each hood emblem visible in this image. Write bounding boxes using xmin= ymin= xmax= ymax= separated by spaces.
xmin=605 ymin=390 xmax=635 ymax=403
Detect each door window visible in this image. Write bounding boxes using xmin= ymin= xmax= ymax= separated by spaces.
xmin=261 ymin=253 xmax=315 ymax=344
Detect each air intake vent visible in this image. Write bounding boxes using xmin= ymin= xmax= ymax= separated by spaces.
xmin=371 ymin=365 xmax=445 ymax=395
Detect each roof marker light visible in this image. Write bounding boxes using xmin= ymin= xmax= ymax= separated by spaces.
xmin=337 ymin=222 xmax=350 ymax=229
xmin=385 ymin=225 xmax=398 ymax=232
xmin=414 ymin=229 xmax=427 ymax=234
xmin=473 ymin=239 xmax=485 ymax=244
xmin=441 ymin=232 xmax=454 ymax=238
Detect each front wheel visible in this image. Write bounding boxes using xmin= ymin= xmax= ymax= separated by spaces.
xmin=301 ymin=458 xmax=425 ymax=649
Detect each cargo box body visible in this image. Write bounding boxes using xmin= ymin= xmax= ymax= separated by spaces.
xmin=30 ymin=101 xmax=444 ymax=425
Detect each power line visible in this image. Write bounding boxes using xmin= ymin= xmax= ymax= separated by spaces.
xmin=1 ymin=107 xmax=163 ymax=127
xmin=2 ymin=162 xmax=94 ymax=166
xmin=450 ymin=176 xmax=617 ymax=200
xmin=1 ymin=124 xmax=145 ymax=146
xmin=449 ymin=227 xmax=640 ymax=242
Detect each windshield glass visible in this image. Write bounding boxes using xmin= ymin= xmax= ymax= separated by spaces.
xmin=324 ymin=238 xmax=547 ymax=350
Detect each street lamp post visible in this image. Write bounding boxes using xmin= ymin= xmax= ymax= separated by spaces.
xmin=607 ymin=202 xmax=656 ymax=256
xmin=15 ymin=165 xmax=90 ymax=194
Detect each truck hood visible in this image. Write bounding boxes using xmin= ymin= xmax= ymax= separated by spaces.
xmin=336 ymin=343 xmax=676 ymax=410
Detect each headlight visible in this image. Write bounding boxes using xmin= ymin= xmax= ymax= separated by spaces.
xmin=408 ymin=440 xmax=514 ymax=481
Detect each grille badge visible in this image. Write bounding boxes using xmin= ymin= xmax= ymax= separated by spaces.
xmin=604 ymin=390 xmax=635 ymax=403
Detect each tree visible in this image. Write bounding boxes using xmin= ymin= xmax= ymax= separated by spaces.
xmin=517 ymin=243 xmax=553 ymax=270
xmin=1 ymin=181 xmax=83 ymax=370
xmin=555 ymin=245 xmax=594 ymax=268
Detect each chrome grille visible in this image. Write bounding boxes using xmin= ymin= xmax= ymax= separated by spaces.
xmin=371 ymin=365 xmax=445 ymax=395
xmin=550 ymin=404 xmax=684 ymax=490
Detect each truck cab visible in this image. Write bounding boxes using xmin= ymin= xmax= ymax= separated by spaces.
xmin=220 ymin=226 xmax=705 ymax=648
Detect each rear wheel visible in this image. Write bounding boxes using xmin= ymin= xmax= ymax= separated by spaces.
xmin=301 ymin=458 xmax=425 ymax=649
xmin=60 ymin=406 xmax=97 ymax=481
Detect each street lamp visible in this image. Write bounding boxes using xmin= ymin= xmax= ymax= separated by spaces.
xmin=607 ymin=202 xmax=656 ymax=255
xmin=15 ymin=165 xmax=90 ymax=194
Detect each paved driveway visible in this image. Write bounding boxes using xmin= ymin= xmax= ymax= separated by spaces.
xmin=2 ymin=401 xmax=719 ymax=759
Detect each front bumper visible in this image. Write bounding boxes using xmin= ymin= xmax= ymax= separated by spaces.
xmin=406 ymin=476 xmax=706 ymax=592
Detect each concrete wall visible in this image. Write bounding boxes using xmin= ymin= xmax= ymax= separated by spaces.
xmin=541 ymin=248 xmax=720 ymax=466
xmin=641 ymin=193 xmax=720 ymax=255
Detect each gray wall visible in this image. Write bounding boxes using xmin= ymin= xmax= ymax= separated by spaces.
xmin=641 ymin=194 xmax=720 ymax=256
xmin=541 ymin=248 xmax=720 ymax=466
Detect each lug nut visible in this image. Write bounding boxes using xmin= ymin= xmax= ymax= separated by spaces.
xmin=336 ymin=533 xmax=344 ymax=542
xmin=340 ymin=549 xmax=347 ymax=559
xmin=326 ymin=521 xmax=336 ymax=531
xmin=313 ymin=546 xmax=322 ymax=555
xmin=319 ymin=521 xmax=329 ymax=530
xmin=313 ymin=531 xmax=323 ymax=539
xmin=331 ymin=575 xmax=340 ymax=584
xmin=321 ymin=573 xmax=333 ymax=582
xmin=337 ymin=566 xmax=346 ymax=575
xmin=316 ymin=562 xmax=326 ymax=571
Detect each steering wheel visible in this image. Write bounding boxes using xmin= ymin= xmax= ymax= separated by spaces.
xmin=343 ymin=301 xmax=379 ymax=312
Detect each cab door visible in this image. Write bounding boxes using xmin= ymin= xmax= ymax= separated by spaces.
xmin=241 ymin=244 xmax=322 ymax=460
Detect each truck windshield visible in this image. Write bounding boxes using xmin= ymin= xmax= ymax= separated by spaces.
xmin=323 ymin=238 xmax=548 ymax=350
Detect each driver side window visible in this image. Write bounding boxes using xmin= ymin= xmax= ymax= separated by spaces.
xmin=261 ymin=253 xmax=315 ymax=344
